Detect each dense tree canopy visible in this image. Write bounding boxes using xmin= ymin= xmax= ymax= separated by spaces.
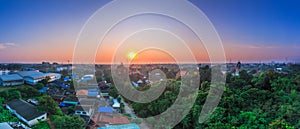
xmin=0 ymin=85 xmax=42 ymax=101
xmin=38 ymin=96 xmax=63 ymax=116
xmin=128 ymin=65 xmax=300 ymax=128
xmin=0 ymin=97 xmax=19 ymax=123
xmin=108 ymin=85 xmax=119 ymax=98
xmin=51 ymin=115 xmax=85 ymax=129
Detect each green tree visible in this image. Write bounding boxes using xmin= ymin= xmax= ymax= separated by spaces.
xmin=0 ymin=97 xmax=19 ymax=122
xmin=32 ymin=121 xmax=50 ymax=129
xmin=38 ymin=96 xmax=63 ymax=115
xmin=41 ymin=76 xmax=51 ymax=85
xmin=0 ymin=90 xmax=9 ymax=100
xmin=8 ymin=90 xmax=22 ymax=100
xmin=269 ymin=120 xmax=295 ymax=129
xmin=239 ymin=70 xmax=253 ymax=84
xmin=17 ymin=85 xmax=42 ymax=98
xmin=128 ymin=65 xmax=300 ymax=128
xmin=51 ymin=115 xmax=85 ymax=129
xmin=36 ymin=83 xmax=45 ymax=90
xmin=108 ymin=85 xmax=119 ymax=98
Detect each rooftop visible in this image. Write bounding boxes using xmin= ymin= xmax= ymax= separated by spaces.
xmin=98 ymin=106 xmax=113 ymax=113
xmin=0 ymin=74 xmax=23 ymax=81
xmin=6 ymin=99 xmax=46 ymax=121
xmin=88 ymin=88 xmax=98 ymax=97
xmin=17 ymin=71 xmax=45 ymax=79
xmin=98 ymin=124 xmax=140 ymax=129
xmin=76 ymin=89 xmax=88 ymax=97
xmin=0 ymin=122 xmax=13 ymax=129
xmin=74 ymin=105 xmax=92 ymax=111
xmin=93 ymin=113 xmax=130 ymax=126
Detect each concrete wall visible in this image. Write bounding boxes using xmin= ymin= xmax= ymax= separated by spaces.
xmin=27 ymin=113 xmax=47 ymax=126
xmin=23 ymin=77 xmax=41 ymax=85
xmin=0 ymin=80 xmax=24 ymax=86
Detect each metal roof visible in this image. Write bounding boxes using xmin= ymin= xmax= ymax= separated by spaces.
xmin=98 ymin=106 xmax=113 ymax=113
xmin=17 ymin=71 xmax=45 ymax=79
xmin=98 ymin=124 xmax=140 ymax=129
xmin=0 ymin=74 xmax=23 ymax=81
xmin=6 ymin=99 xmax=46 ymax=121
xmin=0 ymin=122 xmax=13 ymax=129
xmin=88 ymin=88 xmax=98 ymax=97
xmin=74 ymin=105 xmax=92 ymax=111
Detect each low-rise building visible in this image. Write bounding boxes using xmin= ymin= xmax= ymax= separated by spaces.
xmin=112 ymin=99 xmax=120 ymax=110
xmin=6 ymin=99 xmax=47 ymax=127
xmin=0 ymin=122 xmax=13 ymax=129
xmin=76 ymin=89 xmax=88 ymax=98
xmin=0 ymin=70 xmax=10 ymax=75
xmin=74 ymin=105 xmax=94 ymax=116
xmin=45 ymin=73 xmax=61 ymax=82
xmin=17 ymin=71 xmax=45 ymax=85
xmin=0 ymin=74 xmax=24 ymax=86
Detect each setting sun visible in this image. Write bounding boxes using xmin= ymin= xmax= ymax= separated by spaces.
xmin=127 ymin=51 xmax=137 ymax=60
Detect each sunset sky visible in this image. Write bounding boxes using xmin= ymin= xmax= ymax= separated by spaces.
xmin=0 ymin=0 xmax=300 ymax=63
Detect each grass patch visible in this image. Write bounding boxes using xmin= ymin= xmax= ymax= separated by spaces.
xmin=32 ymin=121 xmax=50 ymax=129
xmin=0 ymin=85 xmax=31 ymax=91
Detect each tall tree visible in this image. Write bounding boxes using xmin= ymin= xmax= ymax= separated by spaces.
xmin=38 ymin=96 xmax=63 ymax=115
xmin=0 ymin=97 xmax=19 ymax=122
xmin=41 ymin=76 xmax=51 ymax=85
xmin=51 ymin=115 xmax=85 ymax=129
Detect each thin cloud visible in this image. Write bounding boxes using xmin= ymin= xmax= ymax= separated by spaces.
xmin=0 ymin=43 xmax=17 ymax=49
xmin=247 ymin=44 xmax=279 ymax=49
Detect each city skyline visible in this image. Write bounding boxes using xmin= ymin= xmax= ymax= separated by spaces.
xmin=0 ymin=0 xmax=300 ymax=63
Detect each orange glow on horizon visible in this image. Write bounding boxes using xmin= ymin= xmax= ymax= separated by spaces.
xmin=130 ymin=49 xmax=176 ymax=64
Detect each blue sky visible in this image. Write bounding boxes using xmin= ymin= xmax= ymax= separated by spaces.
xmin=0 ymin=0 xmax=299 ymax=63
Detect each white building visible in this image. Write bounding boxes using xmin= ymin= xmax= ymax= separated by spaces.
xmin=45 ymin=73 xmax=61 ymax=82
xmin=6 ymin=99 xmax=47 ymax=127
xmin=112 ymin=99 xmax=120 ymax=109
xmin=0 ymin=70 xmax=10 ymax=75
xmin=0 ymin=74 xmax=24 ymax=86
xmin=81 ymin=75 xmax=94 ymax=81
xmin=17 ymin=71 xmax=45 ymax=85
xmin=0 ymin=122 xmax=13 ymax=129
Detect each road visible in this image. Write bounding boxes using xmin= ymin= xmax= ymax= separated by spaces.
xmin=122 ymin=99 xmax=150 ymax=129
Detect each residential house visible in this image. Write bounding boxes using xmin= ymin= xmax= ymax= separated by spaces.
xmin=74 ymin=105 xmax=93 ymax=116
xmin=76 ymin=89 xmax=88 ymax=98
xmin=6 ymin=99 xmax=47 ymax=127
xmin=76 ymin=88 xmax=99 ymax=98
xmin=92 ymin=106 xmax=130 ymax=127
xmin=74 ymin=98 xmax=97 ymax=116
xmin=0 ymin=74 xmax=24 ymax=86
xmin=60 ymin=96 xmax=79 ymax=107
xmin=93 ymin=113 xmax=130 ymax=127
